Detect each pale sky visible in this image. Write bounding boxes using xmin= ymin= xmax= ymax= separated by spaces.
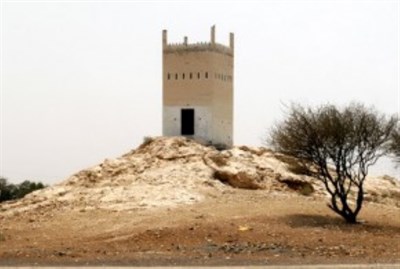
xmin=1 ymin=0 xmax=399 ymax=184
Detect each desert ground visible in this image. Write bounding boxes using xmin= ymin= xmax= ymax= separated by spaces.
xmin=0 ymin=137 xmax=399 ymax=266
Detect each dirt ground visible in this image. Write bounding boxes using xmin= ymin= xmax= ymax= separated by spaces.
xmin=1 ymin=189 xmax=399 ymax=266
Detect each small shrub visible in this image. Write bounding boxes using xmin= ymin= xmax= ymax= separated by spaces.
xmin=287 ymin=163 xmax=313 ymax=176
xmin=274 ymin=154 xmax=313 ymax=176
xmin=142 ymin=136 xmax=154 ymax=145
xmin=213 ymin=143 xmax=228 ymax=151
xmin=239 ymin=145 xmax=269 ymax=156
xmin=299 ymin=184 xmax=315 ymax=196
xmin=279 ymin=178 xmax=314 ymax=196
xmin=0 ymin=177 xmax=46 ymax=203
xmin=381 ymin=175 xmax=397 ymax=186
xmin=381 ymin=192 xmax=389 ymax=199
xmin=175 ymin=138 xmax=187 ymax=147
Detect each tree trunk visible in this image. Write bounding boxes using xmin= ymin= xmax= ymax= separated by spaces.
xmin=343 ymin=212 xmax=358 ymax=224
xmin=328 ymin=192 xmax=359 ymax=224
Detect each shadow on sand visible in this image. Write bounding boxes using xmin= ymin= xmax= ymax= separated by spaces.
xmin=281 ymin=213 xmax=400 ymax=233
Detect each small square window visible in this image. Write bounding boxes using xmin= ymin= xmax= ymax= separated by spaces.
xmin=205 ymin=72 xmax=208 ymax=79
xmin=175 ymin=74 xmax=178 ymax=80
xmin=190 ymin=73 xmax=193 ymax=79
xmin=167 ymin=73 xmax=171 ymax=80
xmin=182 ymin=73 xmax=185 ymax=79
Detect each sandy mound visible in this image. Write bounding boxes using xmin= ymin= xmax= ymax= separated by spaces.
xmin=1 ymin=137 xmax=399 ymax=216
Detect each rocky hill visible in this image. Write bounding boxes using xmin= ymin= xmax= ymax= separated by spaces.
xmin=1 ymin=136 xmax=399 ymax=216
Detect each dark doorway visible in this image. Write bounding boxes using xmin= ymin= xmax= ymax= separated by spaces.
xmin=181 ymin=109 xmax=195 ymax=135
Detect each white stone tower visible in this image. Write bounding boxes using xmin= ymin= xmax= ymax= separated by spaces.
xmin=162 ymin=26 xmax=234 ymax=147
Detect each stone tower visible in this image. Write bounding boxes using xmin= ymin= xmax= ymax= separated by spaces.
xmin=162 ymin=26 xmax=234 ymax=147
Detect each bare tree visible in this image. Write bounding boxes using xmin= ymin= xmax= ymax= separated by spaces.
xmin=269 ymin=103 xmax=397 ymax=223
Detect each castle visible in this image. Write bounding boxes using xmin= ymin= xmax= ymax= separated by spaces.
xmin=162 ymin=26 xmax=234 ymax=147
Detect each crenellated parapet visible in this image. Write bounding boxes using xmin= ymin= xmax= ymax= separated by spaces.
xmin=164 ymin=42 xmax=233 ymax=56
xmin=162 ymin=26 xmax=234 ymax=56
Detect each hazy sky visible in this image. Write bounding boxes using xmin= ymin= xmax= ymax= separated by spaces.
xmin=1 ymin=0 xmax=399 ymax=184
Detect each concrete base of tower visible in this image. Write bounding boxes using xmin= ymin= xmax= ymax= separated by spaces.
xmin=162 ymin=105 xmax=232 ymax=148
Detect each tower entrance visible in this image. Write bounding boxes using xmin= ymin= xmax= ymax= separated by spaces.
xmin=181 ymin=109 xmax=195 ymax=135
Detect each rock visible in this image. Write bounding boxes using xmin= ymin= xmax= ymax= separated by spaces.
xmin=55 ymin=251 xmax=66 ymax=257
xmin=238 ymin=225 xmax=252 ymax=231
xmin=213 ymin=170 xmax=263 ymax=189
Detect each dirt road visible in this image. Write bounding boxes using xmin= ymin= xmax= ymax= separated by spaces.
xmin=1 ymin=265 xmax=400 ymax=269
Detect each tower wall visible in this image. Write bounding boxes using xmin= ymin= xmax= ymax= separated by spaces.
xmin=162 ymin=27 xmax=234 ymax=147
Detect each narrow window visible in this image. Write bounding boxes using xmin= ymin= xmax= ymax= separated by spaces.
xmin=205 ymin=72 xmax=208 ymax=79
xmin=198 ymin=72 xmax=200 ymax=79
xmin=175 ymin=73 xmax=178 ymax=80
xmin=182 ymin=73 xmax=185 ymax=80
xmin=190 ymin=73 xmax=193 ymax=79
xmin=167 ymin=73 xmax=171 ymax=80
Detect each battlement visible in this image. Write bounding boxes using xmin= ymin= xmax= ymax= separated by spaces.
xmin=163 ymin=25 xmax=234 ymax=57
